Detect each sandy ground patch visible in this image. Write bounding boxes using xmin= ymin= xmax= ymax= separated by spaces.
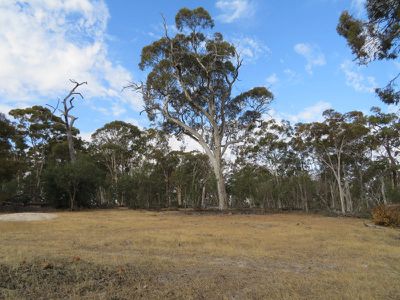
xmin=0 ymin=212 xmax=57 ymax=221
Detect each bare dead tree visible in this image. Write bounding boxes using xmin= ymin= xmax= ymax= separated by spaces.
xmin=48 ymin=80 xmax=87 ymax=163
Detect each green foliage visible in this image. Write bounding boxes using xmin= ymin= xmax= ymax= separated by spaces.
xmin=0 ymin=114 xmax=21 ymax=204
xmin=90 ymin=121 xmax=145 ymax=206
xmin=115 ymin=174 xmax=138 ymax=207
xmin=5 ymin=106 xmax=76 ymax=203
xmin=337 ymin=12 xmax=369 ymax=61
xmin=0 ymin=115 xmax=17 ymax=182
xmin=385 ymin=186 xmax=400 ymax=204
xmin=135 ymin=7 xmax=273 ymax=209
xmin=171 ymin=151 xmax=215 ymax=208
xmin=175 ymin=7 xmax=214 ymax=31
xmin=43 ymin=155 xmax=104 ymax=208
xmin=9 ymin=106 xmax=66 ymax=143
xmin=229 ymin=164 xmax=272 ymax=208
xmin=337 ymin=0 xmax=400 ymax=104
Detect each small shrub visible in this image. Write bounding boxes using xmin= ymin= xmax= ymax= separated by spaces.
xmin=372 ymin=204 xmax=400 ymax=227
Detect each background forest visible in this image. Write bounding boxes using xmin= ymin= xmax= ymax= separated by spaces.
xmin=1 ymin=104 xmax=399 ymax=215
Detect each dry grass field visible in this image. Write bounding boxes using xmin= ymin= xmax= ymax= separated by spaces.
xmin=0 ymin=210 xmax=399 ymax=299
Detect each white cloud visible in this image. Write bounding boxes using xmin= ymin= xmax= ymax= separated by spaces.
xmin=111 ymin=103 xmax=127 ymax=117
xmin=233 ymin=37 xmax=270 ymax=62
xmin=216 ymin=0 xmax=255 ymax=23
xmin=283 ymin=68 xmax=299 ymax=81
xmin=266 ymin=101 xmax=332 ymax=124
xmin=340 ymin=60 xmax=377 ymax=93
xmin=0 ymin=103 xmax=15 ymax=115
xmin=262 ymin=108 xmax=282 ymax=122
xmin=0 ymin=102 xmax=32 ymax=117
xmin=124 ymin=118 xmax=143 ymax=129
xmin=294 ymin=43 xmax=326 ymax=74
xmin=0 ymin=0 xmax=142 ymax=113
xmin=266 ymin=73 xmax=278 ymax=85
xmin=286 ymin=101 xmax=332 ymax=123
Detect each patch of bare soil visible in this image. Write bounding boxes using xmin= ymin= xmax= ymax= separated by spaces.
xmin=0 ymin=258 xmax=340 ymax=300
xmin=0 ymin=259 xmax=280 ymax=299
xmin=0 ymin=213 xmax=57 ymax=222
xmin=0 ymin=259 xmax=147 ymax=299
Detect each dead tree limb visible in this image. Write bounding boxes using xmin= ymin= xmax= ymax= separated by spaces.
xmin=48 ymin=80 xmax=87 ymax=163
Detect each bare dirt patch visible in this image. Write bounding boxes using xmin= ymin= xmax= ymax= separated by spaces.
xmin=0 ymin=213 xmax=57 ymax=222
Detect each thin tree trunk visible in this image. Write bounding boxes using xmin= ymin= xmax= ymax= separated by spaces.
xmin=100 ymin=187 xmax=105 ymax=205
xmin=332 ymin=159 xmax=345 ymax=214
xmin=63 ymin=103 xmax=76 ymax=163
xmin=344 ymin=180 xmax=353 ymax=213
xmin=304 ymin=188 xmax=309 ymax=212
xmin=274 ymin=175 xmax=281 ymax=209
xmin=330 ymin=182 xmax=336 ymax=210
xmin=201 ymin=185 xmax=206 ymax=209
xmin=337 ymin=178 xmax=346 ymax=214
xmin=381 ymin=177 xmax=387 ymax=205
xmin=164 ymin=174 xmax=171 ymax=207
xmin=70 ymin=187 xmax=76 ymax=211
xmin=177 ymin=186 xmax=182 ymax=207
xmin=299 ymin=183 xmax=308 ymax=212
xmin=34 ymin=155 xmax=45 ymax=202
xmin=66 ymin=128 xmax=76 ymax=163
xmin=385 ymin=145 xmax=398 ymax=188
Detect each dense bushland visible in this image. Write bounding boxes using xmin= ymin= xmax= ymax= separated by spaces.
xmin=1 ymin=105 xmax=399 ymax=215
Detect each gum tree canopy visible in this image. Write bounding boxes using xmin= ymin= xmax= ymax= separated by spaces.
xmin=337 ymin=0 xmax=400 ymax=104
xmin=134 ymin=7 xmax=273 ymax=209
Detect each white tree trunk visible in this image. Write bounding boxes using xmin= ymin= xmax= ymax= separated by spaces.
xmin=381 ymin=177 xmax=387 ymax=205
xmin=177 ymin=186 xmax=182 ymax=207
xmin=214 ymin=166 xmax=228 ymax=210
xmin=201 ymin=185 xmax=206 ymax=209
xmin=66 ymin=129 xmax=76 ymax=163
xmin=344 ymin=181 xmax=353 ymax=212
xmin=337 ymin=176 xmax=346 ymax=214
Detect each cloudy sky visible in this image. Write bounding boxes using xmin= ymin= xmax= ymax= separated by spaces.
xmin=0 ymin=0 xmax=398 ymax=141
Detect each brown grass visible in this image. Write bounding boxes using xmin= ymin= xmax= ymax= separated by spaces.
xmin=0 ymin=210 xmax=399 ymax=299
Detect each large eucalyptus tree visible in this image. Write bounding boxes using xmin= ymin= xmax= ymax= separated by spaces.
xmin=132 ymin=7 xmax=273 ymax=209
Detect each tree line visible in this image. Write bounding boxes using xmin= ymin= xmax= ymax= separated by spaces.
xmin=1 ymin=104 xmax=399 ymax=214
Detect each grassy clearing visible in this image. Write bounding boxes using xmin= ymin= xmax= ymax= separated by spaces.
xmin=0 ymin=210 xmax=399 ymax=299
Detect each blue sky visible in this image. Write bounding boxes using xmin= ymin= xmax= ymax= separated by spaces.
xmin=0 ymin=0 xmax=398 ymax=141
